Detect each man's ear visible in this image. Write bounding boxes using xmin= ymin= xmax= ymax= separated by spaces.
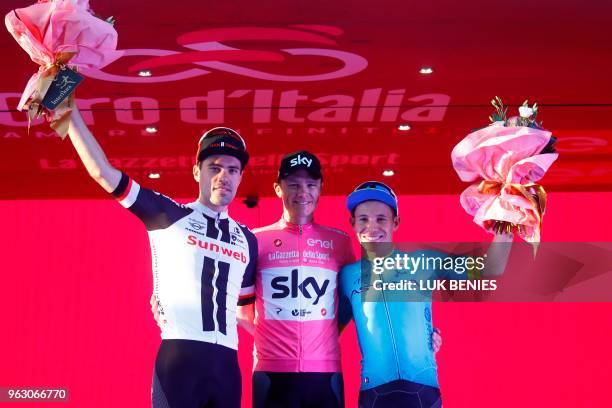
xmin=393 ymin=215 xmax=400 ymax=231
xmin=349 ymin=216 xmax=355 ymax=228
xmin=273 ymin=182 xmax=282 ymax=198
xmin=193 ymin=163 xmax=200 ymax=183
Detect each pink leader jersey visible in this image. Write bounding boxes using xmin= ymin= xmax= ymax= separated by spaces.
xmin=253 ymin=218 xmax=355 ymax=372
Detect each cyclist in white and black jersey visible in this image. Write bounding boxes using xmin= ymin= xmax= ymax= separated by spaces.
xmin=67 ymin=104 xmax=257 ymax=408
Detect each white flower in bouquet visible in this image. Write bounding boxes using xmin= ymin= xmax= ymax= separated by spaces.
xmin=519 ymin=106 xmax=534 ymax=118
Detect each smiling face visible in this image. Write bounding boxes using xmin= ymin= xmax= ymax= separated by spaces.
xmin=350 ymin=200 xmax=399 ymax=243
xmin=274 ymin=168 xmax=322 ymax=224
xmin=193 ymin=154 xmax=243 ymax=212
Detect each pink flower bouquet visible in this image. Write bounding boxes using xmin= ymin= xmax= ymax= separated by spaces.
xmin=5 ymin=0 xmax=119 ymax=137
xmin=451 ymin=98 xmax=558 ymax=242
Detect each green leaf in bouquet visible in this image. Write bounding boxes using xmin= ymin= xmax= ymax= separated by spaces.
xmin=489 ymin=96 xmax=508 ymax=123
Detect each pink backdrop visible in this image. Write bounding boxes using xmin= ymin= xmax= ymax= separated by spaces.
xmin=2 ymin=192 xmax=611 ymax=407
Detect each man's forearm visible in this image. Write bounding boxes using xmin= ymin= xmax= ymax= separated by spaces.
xmin=67 ymin=104 xmax=121 ymax=193
xmin=237 ymin=317 xmax=255 ymax=336
xmin=236 ymin=304 xmax=255 ymax=336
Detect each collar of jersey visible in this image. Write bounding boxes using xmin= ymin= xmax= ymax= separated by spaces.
xmin=190 ymin=201 xmax=229 ymax=219
xmin=278 ymin=217 xmax=314 ymax=233
xmin=362 ymin=247 xmax=398 ymax=263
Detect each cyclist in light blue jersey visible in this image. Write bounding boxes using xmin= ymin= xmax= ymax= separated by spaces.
xmin=338 ymin=181 xmax=512 ymax=408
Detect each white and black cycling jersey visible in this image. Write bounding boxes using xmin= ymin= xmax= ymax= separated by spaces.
xmin=112 ymin=173 xmax=257 ymax=350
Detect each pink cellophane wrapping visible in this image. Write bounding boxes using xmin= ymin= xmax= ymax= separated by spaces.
xmin=5 ymin=0 xmax=120 ymax=133
xmin=451 ymin=124 xmax=558 ymax=242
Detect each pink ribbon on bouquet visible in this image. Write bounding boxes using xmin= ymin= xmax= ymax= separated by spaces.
xmin=451 ymin=123 xmax=558 ymax=242
xmin=5 ymin=0 xmax=120 ymax=137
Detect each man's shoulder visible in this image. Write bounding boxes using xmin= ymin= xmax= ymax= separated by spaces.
xmin=252 ymin=221 xmax=281 ymax=236
xmin=402 ymin=249 xmax=449 ymax=258
xmin=340 ymin=259 xmax=362 ymax=274
xmin=389 ymin=248 xmax=448 ymax=256
xmin=130 ymin=179 xmax=188 ymax=212
xmin=339 ymin=259 xmax=362 ymax=290
xmin=314 ymin=224 xmax=350 ymax=239
xmin=228 ymin=217 xmax=257 ymax=240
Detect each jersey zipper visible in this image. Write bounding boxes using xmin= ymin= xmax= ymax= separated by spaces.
xmin=380 ymin=269 xmax=401 ymax=379
xmin=213 ymin=215 xmax=221 ymax=343
xmin=297 ymin=224 xmax=303 ymax=371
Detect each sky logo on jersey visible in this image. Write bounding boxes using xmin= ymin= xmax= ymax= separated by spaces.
xmin=186 ymin=235 xmax=247 ymax=263
xmin=262 ymin=266 xmax=336 ymax=321
xmin=271 ymin=269 xmax=329 ymax=305
xmin=290 ymin=154 xmax=313 ymax=168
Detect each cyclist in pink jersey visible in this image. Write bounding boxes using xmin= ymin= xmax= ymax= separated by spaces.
xmin=238 ymin=151 xmax=354 ymax=408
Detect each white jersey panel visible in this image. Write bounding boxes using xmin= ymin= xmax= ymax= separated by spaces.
xmin=111 ymin=174 xmax=257 ymax=350
xmin=261 ymin=265 xmax=336 ymax=321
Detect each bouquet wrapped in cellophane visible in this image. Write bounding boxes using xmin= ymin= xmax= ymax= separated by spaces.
xmin=5 ymin=0 xmax=119 ymax=137
xmin=451 ymin=97 xmax=558 ymax=243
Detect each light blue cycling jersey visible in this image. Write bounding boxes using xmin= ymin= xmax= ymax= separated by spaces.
xmin=339 ymin=250 xmax=466 ymax=390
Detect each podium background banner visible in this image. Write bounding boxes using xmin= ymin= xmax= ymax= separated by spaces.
xmin=2 ymin=192 xmax=611 ymax=407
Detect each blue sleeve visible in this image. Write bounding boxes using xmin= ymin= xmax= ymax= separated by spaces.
xmin=111 ymin=172 xmax=191 ymax=231
xmin=337 ymin=266 xmax=354 ymax=327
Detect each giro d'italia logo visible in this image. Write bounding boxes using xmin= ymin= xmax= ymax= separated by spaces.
xmin=82 ymin=25 xmax=368 ymax=84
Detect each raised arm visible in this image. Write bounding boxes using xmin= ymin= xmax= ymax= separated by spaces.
xmin=67 ymin=103 xmax=121 ymax=193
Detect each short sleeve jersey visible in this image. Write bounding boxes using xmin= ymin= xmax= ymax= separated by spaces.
xmin=338 ymin=250 xmax=443 ymax=390
xmin=252 ymin=219 xmax=355 ymax=372
xmin=112 ymin=173 xmax=257 ymax=350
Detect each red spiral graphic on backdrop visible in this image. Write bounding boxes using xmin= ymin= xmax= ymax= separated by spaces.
xmin=81 ymin=25 xmax=368 ymax=83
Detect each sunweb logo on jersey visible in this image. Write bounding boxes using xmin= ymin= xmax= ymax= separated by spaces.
xmin=186 ymin=235 xmax=247 ymax=263
xmin=82 ymin=25 xmax=368 ymax=84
